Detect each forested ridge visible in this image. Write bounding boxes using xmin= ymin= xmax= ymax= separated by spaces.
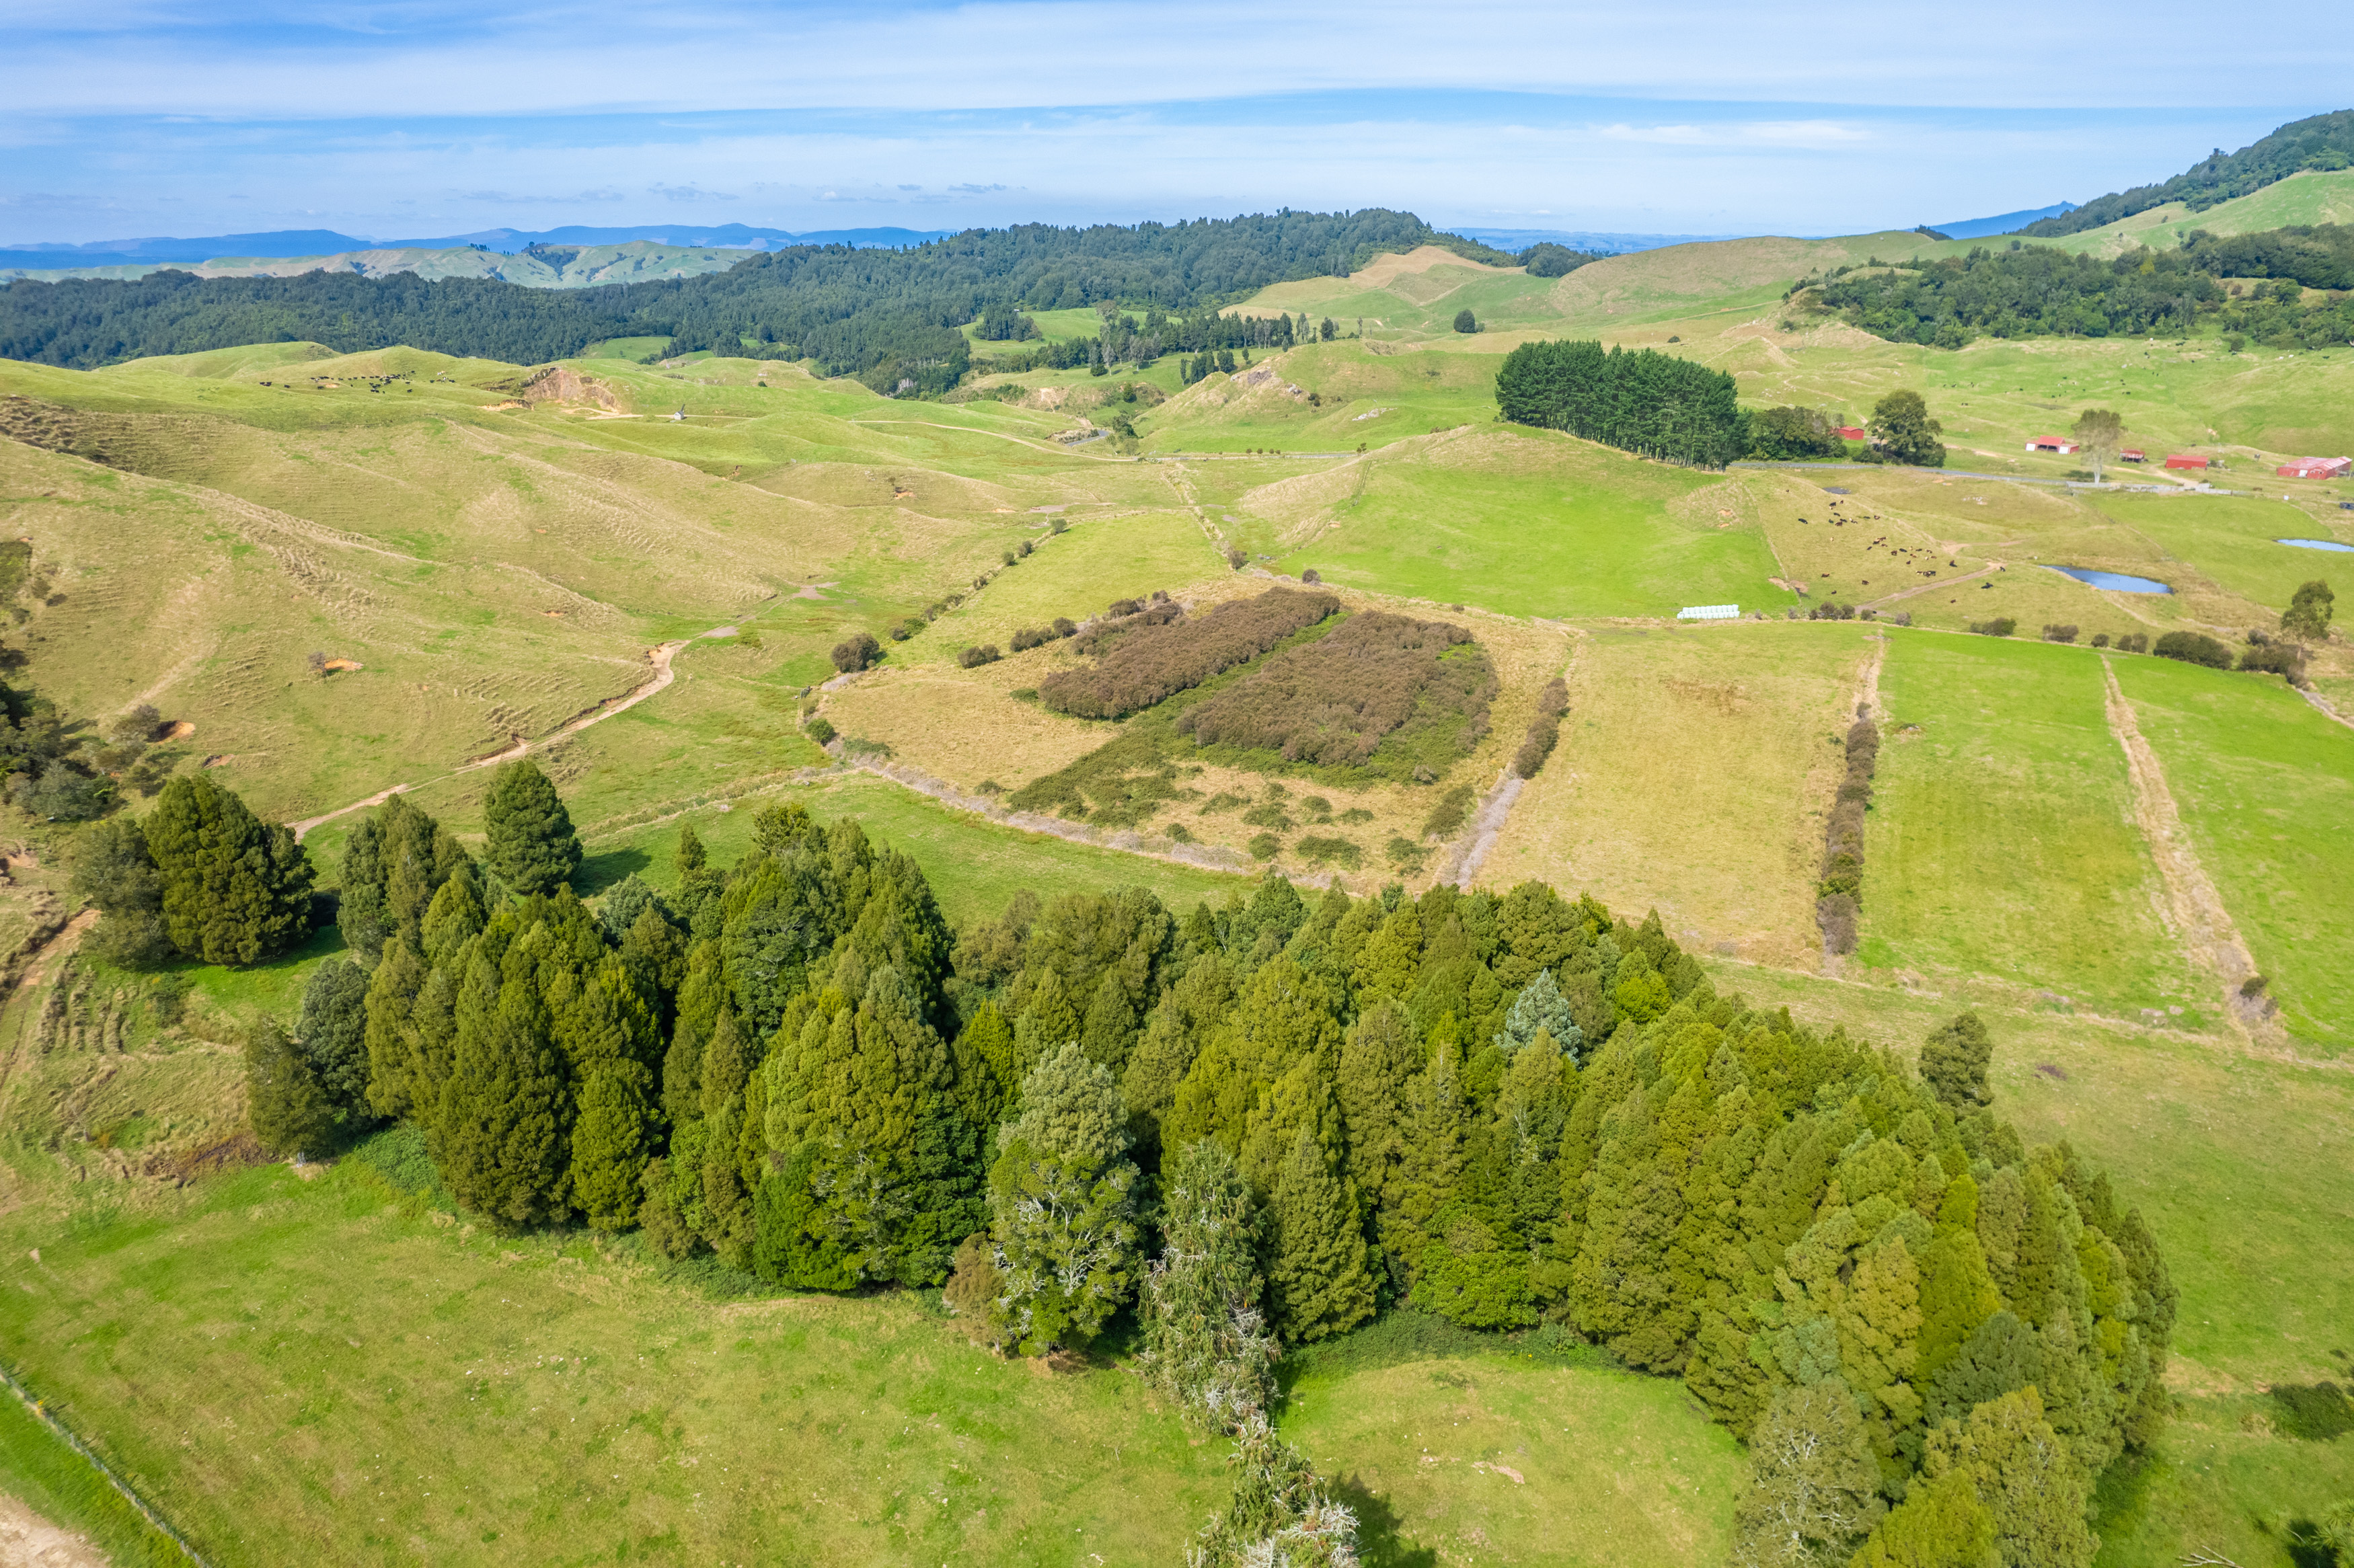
xmin=1809 ymin=225 xmax=2354 ymax=350
xmin=0 ymin=210 xmax=1472 ymax=389
xmin=2020 ymin=109 xmax=2354 ymax=237
xmin=79 ymin=761 xmax=2180 ymax=1567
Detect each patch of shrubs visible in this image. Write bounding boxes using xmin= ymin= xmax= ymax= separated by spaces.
xmin=804 ymin=716 xmax=837 ymax=748
xmin=958 ymin=644 xmax=1003 ymax=669
xmin=1385 ymin=834 xmax=1427 ymax=872
xmin=1295 ymin=834 xmax=1363 ymax=868
xmin=1225 ymin=547 xmax=1246 ymax=570
xmin=1040 ymin=588 xmax=1338 ymax=719
xmin=1968 ymin=617 xmax=2016 ymax=637
xmin=1068 ymin=593 xmax=1183 ymax=657
xmin=1511 ymin=676 xmax=1570 ymax=780
xmin=1174 ymin=610 xmax=1495 ymax=769
xmin=1247 ymin=832 xmax=1282 ymax=861
xmin=1807 ymin=601 xmax=1858 ymax=621
xmin=1817 ymin=708 xmax=1881 ymax=956
xmin=2043 ymin=623 xmax=2079 ymax=643
xmin=1421 ymin=783 xmax=1475 ymax=841
xmin=2238 ymin=633 xmax=2309 ymax=684
xmin=830 ymin=631 xmax=882 ymax=672
xmin=2153 ymin=629 xmax=2234 ymax=668
xmin=1009 ymin=618 xmax=1078 ymax=652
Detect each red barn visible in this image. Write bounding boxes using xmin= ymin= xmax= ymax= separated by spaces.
xmin=2278 ymin=456 xmax=2352 ymax=479
xmin=2026 ymin=436 xmax=2079 ymax=454
xmin=1835 ymin=426 xmax=1866 ymax=441
xmin=2164 ymin=454 xmax=2209 ymax=471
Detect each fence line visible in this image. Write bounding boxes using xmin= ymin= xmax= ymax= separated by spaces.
xmin=0 ymin=1357 xmax=212 ymax=1567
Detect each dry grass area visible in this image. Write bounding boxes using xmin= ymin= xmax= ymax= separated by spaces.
xmin=1480 ymin=622 xmax=1878 ymax=965
xmin=827 ymin=565 xmax=1570 ymax=894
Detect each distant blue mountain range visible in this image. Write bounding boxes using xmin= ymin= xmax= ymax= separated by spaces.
xmin=0 ymin=225 xmax=954 ymax=272
xmin=1921 ymin=202 xmax=2078 ymax=240
xmin=1449 ymin=228 xmax=1730 ymax=256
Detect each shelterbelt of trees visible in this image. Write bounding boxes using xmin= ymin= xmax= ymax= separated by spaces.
xmin=81 ymin=757 xmax=2176 ymax=1567
xmin=0 ymin=210 xmax=1521 ymax=393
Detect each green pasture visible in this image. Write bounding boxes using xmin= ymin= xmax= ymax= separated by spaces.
xmin=0 ymin=1388 xmax=191 ymax=1568
xmin=1227 ymin=426 xmax=1784 ymax=619
xmin=1859 ymin=632 xmax=2205 ymax=1017
xmin=0 ymin=1154 xmax=1726 ymax=1567
xmin=2109 ymin=654 xmax=2354 ymax=1052
xmin=1696 ymin=956 xmax=2354 ymax=1568
xmin=2087 ymin=491 xmax=2350 ymax=610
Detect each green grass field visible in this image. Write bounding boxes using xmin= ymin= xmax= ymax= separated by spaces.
xmin=0 ymin=1152 xmax=1730 ymax=1567
xmin=0 ymin=1387 xmax=192 ymax=1568
xmin=7 ymin=214 xmax=2354 ymax=1567
xmin=1859 ymin=632 xmax=2207 ymax=1018
xmin=1224 ymin=426 xmax=1782 ymax=619
xmin=2109 ymin=654 xmax=2354 ymax=1052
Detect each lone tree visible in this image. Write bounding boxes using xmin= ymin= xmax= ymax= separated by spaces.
xmin=1921 ymin=1010 xmax=1994 ymax=1110
xmin=144 ymin=775 xmax=315 ymax=966
xmin=2283 ymin=578 xmax=2336 ymax=642
xmin=1452 ymin=308 xmax=1478 ymax=334
xmin=483 ymin=760 xmax=581 ymax=896
xmin=1868 ymin=390 xmax=1947 ymax=468
xmin=831 ymin=631 xmax=882 ymax=673
xmin=2072 ymin=407 xmax=2126 ymax=483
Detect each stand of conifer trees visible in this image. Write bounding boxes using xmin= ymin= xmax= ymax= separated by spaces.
xmin=1494 ymin=340 xmax=1749 ymax=467
xmin=248 ymin=781 xmax=2172 ymax=1567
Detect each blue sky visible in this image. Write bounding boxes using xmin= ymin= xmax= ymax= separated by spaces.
xmin=4 ymin=0 xmax=2346 ymax=245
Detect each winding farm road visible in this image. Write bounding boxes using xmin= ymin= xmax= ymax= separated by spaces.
xmin=287 ymin=639 xmax=691 ymax=842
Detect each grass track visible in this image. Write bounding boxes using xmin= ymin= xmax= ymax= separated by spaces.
xmin=2110 ymin=655 xmax=2354 ymax=1052
xmin=1859 ymin=632 xmax=2204 ymax=1017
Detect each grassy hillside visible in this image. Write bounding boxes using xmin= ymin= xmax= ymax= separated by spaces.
xmin=5 ymin=300 xmax=2354 ymax=1568
xmin=2030 ymin=168 xmax=2354 ymax=259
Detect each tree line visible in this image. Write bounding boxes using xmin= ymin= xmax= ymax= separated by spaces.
xmin=1494 ymin=340 xmax=1749 ymax=468
xmin=60 ymin=758 xmax=2178 ymax=1567
xmin=0 ymin=210 xmax=1449 ymax=391
xmin=1804 ymin=230 xmax=2354 ymax=350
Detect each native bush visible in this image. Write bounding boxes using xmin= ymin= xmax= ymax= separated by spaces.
xmin=1817 ymin=715 xmax=1879 ymax=953
xmin=2043 ymin=624 xmax=2079 ymax=643
xmin=1041 ymin=588 xmax=1338 ymax=719
xmin=958 ymin=644 xmax=1003 ymax=668
xmin=1969 ymin=617 xmax=2017 ymax=637
xmin=1175 ymin=610 xmax=1495 ymax=777
xmin=1511 ymin=676 xmax=1570 ymax=779
xmin=831 ymin=632 xmax=882 ymax=673
xmin=2115 ymin=631 xmax=2148 ymax=654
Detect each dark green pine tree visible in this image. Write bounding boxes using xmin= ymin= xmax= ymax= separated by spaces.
xmin=570 ymin=1066 xmax=658 ymax=1230
xmin=1920 ymin=1011 xmax=1994 ymax=1111
xmin=295 ymin=956 xmax=374 ymax=1127
xmin=245 ymin=1019 xmax=336 ymax=1157
xmin=1264 ymin=1126 xmax=1375 ymax=1344
xmin=336 ymin=793 xmax=469 ymax=961
xmin=430 ymin=950 xmax=570 ymax=1228
xmin=1850 ymin=1468 xmax=1999 ymax=1568
xmin=482 ymin=760 xmax=581 ymax=896
xmin=144 ymin=775 xmax=315 ymax=965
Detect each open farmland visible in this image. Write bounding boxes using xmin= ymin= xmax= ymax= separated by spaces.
xmin=6 ymin=198 xmax=2354 ymax=1568
xmin=1858 ymin=631 xmax=2205 ymax=1018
